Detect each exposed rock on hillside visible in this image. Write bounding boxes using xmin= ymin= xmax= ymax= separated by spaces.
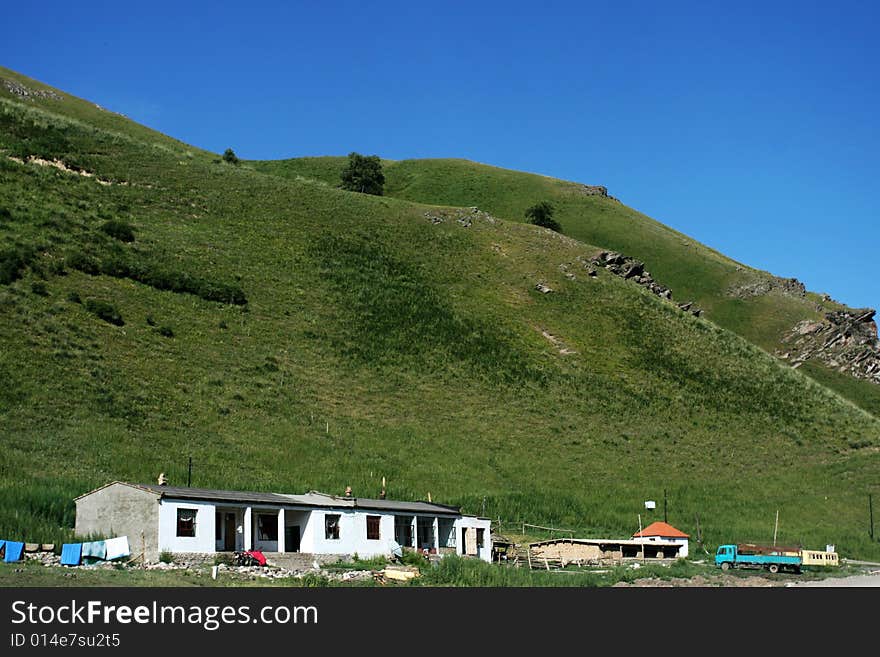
xmin=778 ymin=308 xmax=880 ymax=383
xmin=2 ymin=78 xmax=63 ymax=101
xmin=575 ymin=184 xmax=621 ymax=203
xmin=728 ymin=275 xmax=806 ymax=299
xmin=586 ymin=251 xmax=703 ymax=317
xmin=424 ymin=206 xmax=496 ymax=227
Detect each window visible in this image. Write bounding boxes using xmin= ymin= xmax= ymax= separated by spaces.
xmin=176 ymin=508 xmax=197 ymax=537
xmin=366 ymin=515 xmax=380 ymax=540
xmin=476 ymin=528 xmax=485 ymax=549
xmin=258 ymin=513 xmax=278 ymax=541
xmin=325 ymin=514 xmax=340 ymax=540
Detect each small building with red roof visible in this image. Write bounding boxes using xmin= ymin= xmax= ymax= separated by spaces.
xmin=632 ymin=521 xmax=689 ymax=558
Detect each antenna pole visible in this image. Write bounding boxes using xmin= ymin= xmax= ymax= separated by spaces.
xmin=187 ymin=456 xmax=193 ymax=488
xmin=664 ymin=489 xmax=668 ymax=523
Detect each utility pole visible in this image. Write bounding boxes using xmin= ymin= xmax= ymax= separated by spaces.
xmin=664 ymin=489 xmax=668 ymax=523
xmin=870 ymin=494 xmax=875 ymax=541
xmin=187 ymin=456 xmax=193 ymax=488
xmin=773 ymin=509 xmax=779 ymax=546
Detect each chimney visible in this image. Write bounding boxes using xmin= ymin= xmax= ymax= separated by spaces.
xmin=158 ymin=473 xmax=168 ymax=486
xmin=344 ymin=485 xmax=352 ymax=497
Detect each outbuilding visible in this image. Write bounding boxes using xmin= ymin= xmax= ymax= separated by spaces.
xmin=74 ymin=481 xmax=492 ymax=563
xmin=632 ymin=521 xmax=689 ymax=558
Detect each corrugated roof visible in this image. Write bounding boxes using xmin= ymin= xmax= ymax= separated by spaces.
xmin=632 ymin=521 xmax=689 ymax=538
xmin=79 ymin=482 xmax=461 ymax=515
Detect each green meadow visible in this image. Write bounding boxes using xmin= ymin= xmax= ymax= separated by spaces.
xmin=1 ymin=66 xmax=878 ymax=563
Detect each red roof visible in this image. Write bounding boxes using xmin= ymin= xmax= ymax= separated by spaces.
xmin=633 ymin=521 xmax=689 ymax=538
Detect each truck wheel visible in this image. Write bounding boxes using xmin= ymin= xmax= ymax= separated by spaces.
xmin=720 ymin=562 xmax=730 ymax=571
xmin=768 ymin=564 xmax=779 ymax=574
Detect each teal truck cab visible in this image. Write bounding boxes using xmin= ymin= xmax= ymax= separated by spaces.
xmin=715 ymin=543 xmax=802 ymax=574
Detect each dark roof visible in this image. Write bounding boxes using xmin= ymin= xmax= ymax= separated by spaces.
xmin=77 ymin=481 xmax=462 ymax=515
xmin=133 ymin=483 xmax=296 ymax=506
xmin=353 ymin=497 xmax=461 ymax=515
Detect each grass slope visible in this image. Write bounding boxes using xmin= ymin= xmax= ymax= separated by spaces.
xmin=1 ymin=68 xmax=879 ymax=563
xmin=251 ymin=156 xmax=880 ymax=418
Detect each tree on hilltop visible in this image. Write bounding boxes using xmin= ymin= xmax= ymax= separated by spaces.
xmin=525 ymin=201 xmax=561 ymax=232
xmin=222 ymin=148 xmax=239 ymax=165
xmin=340 ymin=152 xmax=384 ymax=195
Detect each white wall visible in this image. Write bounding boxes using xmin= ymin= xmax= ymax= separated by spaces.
xmin=642 ymin=535 xmax=688 ymax=558
xmin=158 ymin=500 xmax=216 ymax=554
xmin=457 ymin=516 xmax=492 ymax=562
xmin=304 ymin=509 xmax=398 ymax=558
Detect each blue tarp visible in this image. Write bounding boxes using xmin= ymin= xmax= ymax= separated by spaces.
xmin=3 ymin=541 xmax=24 ymax=563
xmin=60 ymin=543 xmax=82 ymax=566
xmin=0 ymin=539 xmax=5 ymax=554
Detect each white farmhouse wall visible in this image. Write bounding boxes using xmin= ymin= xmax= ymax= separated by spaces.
xmin=305 ymin=509 xmax=398 ymax=558
xmin=158 ymin=500 xmax=216 ymax=554
xmin=457 ymin=516 xmax=492 ymax=562
xmin=641 ymin=535 xmax=688 ymax=557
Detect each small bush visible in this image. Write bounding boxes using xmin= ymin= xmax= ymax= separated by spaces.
xmin=66 ymin=291 xmax=81 ymax=304
xmin=159 ymin=550 xmax=174 ymax=564
xmin=146 ymin=314 xmax=156 ymax=326
xmin=84 ymin=299 xmax=124 ymax=326
xmin=525 ymin=201 xmax=562 ymax=233
xmin=30 ymin=281 xmax=48 ymax=296
xmin=66 ymin=251 xmax=100 ymax=275
xmin=158 ymin=325 xmax=174 ymax=338
xmin=99 ymin=220 xmax=136 ymax=243
xmin=222 ymin=148 xmax=239 ymax=165
xmin=0 ymin=247 xmax=34 ymax=285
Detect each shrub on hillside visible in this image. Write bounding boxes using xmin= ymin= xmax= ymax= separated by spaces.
xmin=222 ymin=148 xmax=239 ymax=165
xmin=84 ymin=299 xmax=124 ymax=326
xmin=99 ymin=219 xmax=136 ymax=243
xmin=340 ymin=152 xmax=384 ymax=195
xmin=0 ymin=246 xmax=34 ymax=285
xmin=525 ymin=201 xmax=562 ymax=233
xmin=66 ymin=251 xmax=100 ymax=275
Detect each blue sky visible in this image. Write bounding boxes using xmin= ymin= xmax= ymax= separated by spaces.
xmin=4 ymin=1 xmax=878 ymax=312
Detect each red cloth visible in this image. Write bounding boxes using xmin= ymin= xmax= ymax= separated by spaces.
xmin=247 ymin=550 xmax=267 ymax=566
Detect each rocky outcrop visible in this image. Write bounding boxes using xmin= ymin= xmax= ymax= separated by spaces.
xmin=424 ymin=206 xmax=496 ymax=227
xmin=575 ymin=184 xmax=621 ymax=203
xmin=2 ymin=78 xmax=63 ymax=101
xmin=586 ymin=251 xmax=703 ymax=317
xmin=778 ymin=308 xmax=880 ymax=383
xmin=728 ymin=275 xmax=806 ymax=299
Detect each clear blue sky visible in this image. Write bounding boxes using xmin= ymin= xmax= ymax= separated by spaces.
xmin=4 ymin=1 xmax=878 ymax=312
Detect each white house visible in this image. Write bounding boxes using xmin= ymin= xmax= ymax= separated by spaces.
xmin=632 ymin=521 xmax=689 ymax=558
xmin=74 ymin=482 xmax=493 ymax=563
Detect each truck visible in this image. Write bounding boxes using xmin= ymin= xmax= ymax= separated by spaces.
xmin=715 ymin=543 xmax=839 ymax=574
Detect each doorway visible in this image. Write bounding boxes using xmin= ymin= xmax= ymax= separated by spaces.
xmin=284 ymin=525 xmax=301 ymax=553
xmin=224 ymin=513 xmax=236 ymax=551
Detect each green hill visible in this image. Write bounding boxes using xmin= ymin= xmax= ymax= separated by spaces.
xmin=2 ymin=66 xmax=879 ymax=561
xmin=251 ymin=156 xmax=880 ymax=419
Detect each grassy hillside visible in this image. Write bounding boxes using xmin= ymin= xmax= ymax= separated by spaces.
xmin=251 ymin=156 xmax=880 ymax=418
xmin=2 ymin=67 xmax=879 ymax=563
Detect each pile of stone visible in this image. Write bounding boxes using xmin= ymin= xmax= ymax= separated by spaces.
xmin=728 ymin=275 xmax=806 ymax=299
xmin=779 ymin=308 xmax=880 ymax=383
xmin=588 ymin=250 xmax=686 ymax=302
xmin=575 ymin=184 xmax=621 ymax=203
xmin=424 ymin=206 xmax=496 ymax=227
xmin=2 ymin=78 xmax=63 ymax=101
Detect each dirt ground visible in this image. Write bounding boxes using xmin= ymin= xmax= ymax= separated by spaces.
xmin=614 ymin=568 xmax=880 ymax=587
xmin=613 ymin=573 xmax=781 ymax=587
